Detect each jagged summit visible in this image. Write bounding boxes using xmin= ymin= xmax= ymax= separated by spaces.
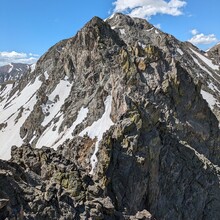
xmin=106 ymin=12 xmax=153 ymax=30
xmin=0 ymin=13 xmax=220 ymax=219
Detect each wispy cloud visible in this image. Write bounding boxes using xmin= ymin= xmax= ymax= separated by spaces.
xmin=0 ymin=51 xmax=39 ymax=66
xmin=190 ymin=29 xmax=198 ymax=35
xmin=188 ymin=29 xmax=218 ymax=45
xmin=112 ymin=0 xmax=187 ymax=19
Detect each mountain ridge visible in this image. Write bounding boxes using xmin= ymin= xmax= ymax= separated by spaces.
xmin=0 ymin=62 xmax=32 ymax=84
xmin=0 ymin=13 xmax=220 ymax=219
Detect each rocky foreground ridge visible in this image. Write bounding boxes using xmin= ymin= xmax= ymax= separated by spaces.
xmin=0 ymin=13 xmax=220 ymax=219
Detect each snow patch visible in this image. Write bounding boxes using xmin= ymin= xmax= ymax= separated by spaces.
xmin=191 ymin=55 xmax=219 ymax=83
xmin=0 ymin=84 xmax=13 ymax=101
xmin=44 ymin=71 xmax=49 ymax=80
xmin=30 ymin=63 xmax=36 ymax=73
xmin=111 ymin=26 xmax=116 ymax=30
xmin=0 ymin=77 xmax=42 ymax=160
xmin=119 ymin=29 xmax=125 ymax=35
xmin=177 ymin=48 xmax=184 ymax=55
xmin=146 ymin=27 xmax=154 ymax=32
xmin=8 ymin=63 xmax=13 ymax=73
xmin=108 ymin=13 xmax=115 ymax=20
xmin=36 ymin=107 xmax=88 ymax=150
xmin=208 ymin=82 xmax=220 ymax=93
xmin=52 ymin=107 xmax=88 ymax=150
xmin=201 ymin=90 xmax=219 ymax=109
xmin=79 ymin=95 xmax=114 ymax=175
xmin=41 ymin=79 xmax=72 ymax=126
xmin=190 ymin=48 xmax=219 ymax=70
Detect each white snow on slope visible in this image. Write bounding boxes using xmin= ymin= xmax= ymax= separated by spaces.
xmin=36 ymin=107 xmax=88 ymax=150
xmin=30 ymin=63 xmax=36 ymax=73
xmin=177 ymin=48 xmax=184 ymax=55
xmin=8 ymin=63 xmax=13 ymax=73
xmin=190 ymin=48 xmax=219 ymax=70
xmin=119 ymin=29 xmax=125 ymax=35
xmin=0 ymin=84 xmax=14 ymax=116
xmin=191 ymin=54 xmax=219 ymax=84
xmin=146 ymin=27 xmax=154 ymax=32
xmin=36 ymin=114 xmax=64 ymax=149
xmin=0 ymin=84 xmax=13 ymax=101
xmin=44 ymin=71 xmax=49 ymax=80
xmin=0 ymin=77 xmax=42 ymax=160
xmin=201 ymin=90 xmax=219 ymax=110
xmin=41 ymin=79 xmax=72 ymax=126
xmin=79 ymin=95 xmax=114 ymax=174
xmin=52 ymin=107 xmax=88 ymax=149
xmin=208 ymin=82 xmax=220 ymax=93
xmin=0 ymin=77 xmax=41 ymax=123
xmin=108 ymin=13 xmax=115 ymax=20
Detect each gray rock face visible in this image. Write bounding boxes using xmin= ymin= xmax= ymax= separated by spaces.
xmin=0 ymin=13 xmax=220 ymax=219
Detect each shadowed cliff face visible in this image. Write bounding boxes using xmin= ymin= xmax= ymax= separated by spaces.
xmin=0 ymin=13 xmax=220 ymax=219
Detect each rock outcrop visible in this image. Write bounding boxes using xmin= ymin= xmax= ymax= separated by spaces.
xmin=0 ymin=13 xmax=220 ymax=219
xmin=0 ymin=145 xmax=154 ymax=219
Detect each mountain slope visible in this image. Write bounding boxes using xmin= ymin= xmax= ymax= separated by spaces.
xmin=207 ymin=42 xmax=220 ymax=67
xmin=0 ymin=13 xmax=220 ymax=219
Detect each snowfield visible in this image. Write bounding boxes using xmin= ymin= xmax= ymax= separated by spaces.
xmin=0 ymin=77 xmax=42 ymax=159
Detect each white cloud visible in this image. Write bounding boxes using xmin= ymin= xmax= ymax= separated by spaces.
xmin=29 ymin=53 xmax=39 ymax=57
xmin=188 ymin=33 xmax=218 ymax=45
xmin=112 ymin=0 xmax=187 ymax=19
xmin=0 ymin=51 xmax=39 ymax=66
xmin=191 ymin=29 xmax=198 ymax=35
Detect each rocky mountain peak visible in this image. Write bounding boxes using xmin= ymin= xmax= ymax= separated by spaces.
xmin=107 ymin=13 xmax=153 ymax=29
xmin=0 ymin=13 xmax=220 ymax=219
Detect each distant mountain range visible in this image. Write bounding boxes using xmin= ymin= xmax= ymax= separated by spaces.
xmin=0 ymin=62 xmax=34 ymax=84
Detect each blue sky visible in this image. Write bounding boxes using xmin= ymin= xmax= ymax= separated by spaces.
xmin=0 ymin=0 xmax=219 ymax=66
